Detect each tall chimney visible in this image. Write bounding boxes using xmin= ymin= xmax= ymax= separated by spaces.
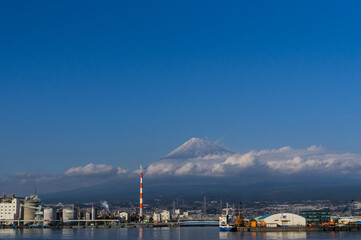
xmin=139 ymin=164 xmax=143 ymax=219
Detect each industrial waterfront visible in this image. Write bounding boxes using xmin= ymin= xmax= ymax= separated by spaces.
xmin=2 ymin=227 xmax=361 ymax=240
xmin=2 ymin=165 xmax=361 ymax=234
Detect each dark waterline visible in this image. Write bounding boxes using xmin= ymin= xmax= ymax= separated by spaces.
xmin=1 ymin=227 xmax=361 ymax=240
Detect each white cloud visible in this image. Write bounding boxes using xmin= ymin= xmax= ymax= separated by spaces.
xmin=145 ymin=146 xmax=361 ymax=177
xmin=117 ymin=167 xmax=128 ymax=175
xmin=146 ymin=162 xmax=176 ymax=175
xmin=175 ymin=162 xmax=194 ymax=176
xmin=223 ymin=152 xmax=256 ymax=168
xmin=307 ymin=145 xmax=323 ymax=151
xmin=266 ymin=156 xmax=308 ymax=173
xmin=64 ymin=163 xmax=115 ymax=176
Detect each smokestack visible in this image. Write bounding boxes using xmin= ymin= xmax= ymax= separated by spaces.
xmin=139 ymin=164 xmax=143 ymax=219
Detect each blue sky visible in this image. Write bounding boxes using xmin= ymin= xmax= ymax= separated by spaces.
xmin=1 ymin=0 xmax=361 ymax=176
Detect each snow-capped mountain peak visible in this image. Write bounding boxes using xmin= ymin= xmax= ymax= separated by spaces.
xmin=162 ymin=137 xmax=231 ymax=160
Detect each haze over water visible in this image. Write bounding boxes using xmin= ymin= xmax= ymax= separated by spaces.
xmin=0 ymin=228 xmax=360 ymax=240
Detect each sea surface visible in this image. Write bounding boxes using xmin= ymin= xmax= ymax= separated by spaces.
xmin=0 ymin=227 xmax=361 ymax=240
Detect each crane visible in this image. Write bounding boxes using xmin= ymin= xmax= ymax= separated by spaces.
xmin=235 ymin=202 xmax=245 ymax=227
xmin=341 ymin=200 xmax=355 ymax=217
xmin=323 ymin=200 xmax=356 ymax=226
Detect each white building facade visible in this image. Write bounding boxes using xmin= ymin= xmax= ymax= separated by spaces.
xmin=153 ymin=213 xmax=161 ymax=222
xmin=0 ymin=197 xmax=21 ymax=224
xmin=257 ymin=213 xmax=306 ymax=227
xmin=161 ymin=210 xmax=171 ymax=222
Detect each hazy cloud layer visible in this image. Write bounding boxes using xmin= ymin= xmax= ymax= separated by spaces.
xmin=2 ymin=146 xmax=361 ymax=196
xmin=64 ymin=163 xmax=129 ymax=177
xmin=145 ymin=146 xmax=361 ymax=177
xmin=0 ymin=163 xmax=131 ymax=196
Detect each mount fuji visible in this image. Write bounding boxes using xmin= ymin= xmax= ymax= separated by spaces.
xmin=162 ymin=137 xmax=232 ymax=159
xmin=145 ymin=138 xmax=236 ymax=176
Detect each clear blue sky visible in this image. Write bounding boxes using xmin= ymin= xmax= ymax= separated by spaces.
xmin=1 ymin=0 xmax=361 ymax=175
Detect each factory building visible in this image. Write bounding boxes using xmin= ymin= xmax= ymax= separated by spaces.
xmin=62 ymin=205 xmax=77 ymax=222
xmin=179 ymin=211 xmax=189 ymax=219
xmin=161 ymin=210 xmax=171 ymax=222
xmin=0 ymin=194 xmax=22 ymax=225
xmin=153 ymin=213 xmax=161 ymax=222
xmin=338 ymin=216 xmax=361 ymax=224
xmin=257 ymin=213 xmax=306 ymax=227
xmin=301 ymin=209 xmax=331 ymax=224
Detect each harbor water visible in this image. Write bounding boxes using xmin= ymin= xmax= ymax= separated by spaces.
xmin=1 ymin=227 xmax=361 ymax=240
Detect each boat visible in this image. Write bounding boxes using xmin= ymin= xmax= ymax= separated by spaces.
xmin=219 ymin=203 xmax=237 ymax=232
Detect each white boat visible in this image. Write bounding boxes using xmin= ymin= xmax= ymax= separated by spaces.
xmin=219 ymin=203 xmax=237 ymax=232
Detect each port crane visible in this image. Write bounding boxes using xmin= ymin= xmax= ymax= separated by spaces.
xmin=341 ymin=200 xmax=355 ymax=217
xmin=322 ymin=200 xmax=355 ymax=226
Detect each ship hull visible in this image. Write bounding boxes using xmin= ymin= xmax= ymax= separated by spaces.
xmin=219 ymin=226 xmax=237 ymax=232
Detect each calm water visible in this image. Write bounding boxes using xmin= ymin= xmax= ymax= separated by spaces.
xmin=0 ymin=227 xmax=361 ymax=240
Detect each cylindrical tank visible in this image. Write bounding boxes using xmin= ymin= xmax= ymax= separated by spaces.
xmin=23 ymin=202 xmax=37 ymax=224
xmin=251 ymin=220 xmax=257 ymax=227
xmin=261 ymin=221 xmax=266 ymax=227
xmin=44 ymin=208 xmax=55 ymax=225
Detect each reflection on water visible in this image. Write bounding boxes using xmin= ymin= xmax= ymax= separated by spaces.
xmin=265 ymin=232 xmax=307 ymax=239
xmin=138 ymin=227 xmax=143 ymax=240
xmin=220 ymin=230 xmax=308 ymax=240
xmin=219 ymin=231 xmax=230 ymax=239
xmin=61 ymin=228 xmax=75 ymax=239
xmin=0 ymin=229 xmax=17 ymax=237
xmin=219 ymin=229 xmax=361 ymax=240
xmin=152 ymin=227 xmax=173 ymax=240
xmin=1 ymin=227 xmax=361 ymax=239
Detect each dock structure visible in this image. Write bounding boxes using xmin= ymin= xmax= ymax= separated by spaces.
xmin=3 ymin=221 xmax=361 ymax=231
xmin=237 ymin=224 xmax=361 ymax=232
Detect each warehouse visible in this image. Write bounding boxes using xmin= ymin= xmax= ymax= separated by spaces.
xmin=257 ymin=213 xmax=306 ymax=227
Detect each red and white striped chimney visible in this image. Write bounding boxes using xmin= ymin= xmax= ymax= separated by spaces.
xmin=139 ymin=164 xmax=143 ymax=219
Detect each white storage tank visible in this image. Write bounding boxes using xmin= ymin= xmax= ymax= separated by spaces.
xmin=44 ymin=208 xmax=55 ymax=225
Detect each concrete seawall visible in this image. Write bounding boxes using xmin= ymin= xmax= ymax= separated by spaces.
xmin=238 ymin=225 xmax=361 ymax=232
xmin=0 ymin=222 xmax=180 ymax=229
